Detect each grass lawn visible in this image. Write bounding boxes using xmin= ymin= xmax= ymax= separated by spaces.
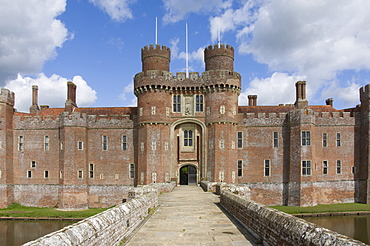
xmin=0 ymin=203 xmax=108 ymax=219
xmin=271 ymin=203 xmax=370 ymax=214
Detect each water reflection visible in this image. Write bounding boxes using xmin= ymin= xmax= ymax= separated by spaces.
xmin=0 ymin=220 xmax=78 ymax=246
xmin=304 ymin=215 xmax=370 ymax=244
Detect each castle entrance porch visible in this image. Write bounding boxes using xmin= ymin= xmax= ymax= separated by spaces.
xmin=179 ymin=165 xmax=197 ymax=185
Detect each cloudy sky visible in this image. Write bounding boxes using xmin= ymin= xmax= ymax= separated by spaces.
xmin=1 ymin=0 xmax=370 ymax=112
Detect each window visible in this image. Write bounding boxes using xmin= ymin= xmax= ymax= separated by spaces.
xmin=89 ymin=164 xmax=94 ymax=179
xmin=102 ymin=135 xmax=108 ymax=151
xmin=78 ymin=170 xmax=83 ymax=179
xmin=323 ymin=161 xmax=328 ymax=175
xmin=336 ymin=160 xmax=342 ymax=174
xmin=122 ymin=135 xmax=127 ymax=150
xmin=44 ymin=136 xmax=49 ymax=151
xmin=184 ymin=130 xmax=193 ymax=147
xmin=273 ymin=132 xmax=278 ymax=147
xmin=302 ymin=160 xmax=312 ymax=176
xmin=130 ymin=164 xmax=135 ymax=179
xmin=151 ymin=142 xmax=156 ymax=150
xmin=27 ymin=170 xmax=32 ymax=178
xmin=264 ymin=160 xmax=270 ymax=176
xmin=336 ymin=133 xmax=341 ymax=147
xmin=322 ymin=133 xmax=327 ymax=147
xmin=30 ymin=161 xmax=36 ymax=169
xmin=100 ymin=174 xmax=104 ymax=179
xmin=78 ymin=141 xmax=83 ymax=150
xmin=237 ymin=132 xmax=243 ymax=149
xmin=352 ymin=166 xmax=356 ymax=174
xmin=18 ymin=136 xmax=24 ymax=151
xmin=301 ymin=131 xmax=311 ymax=146
xmin=173 ymin=95 xmax=181 ymax=112
xmin=195 ymin=95 xmax=204 ymax=112
xmin=238 ymin=160 xmax=243 ymax=177
xmin=44 ymin=171 xmax=49 ymax=179
xmin=60 ymin=170 xmax=63 ymax=179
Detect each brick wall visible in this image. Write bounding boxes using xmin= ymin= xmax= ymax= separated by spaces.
xmin=220 ymin=190 xmax=366 ymax=246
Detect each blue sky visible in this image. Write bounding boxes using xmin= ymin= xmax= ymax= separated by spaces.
xmin=2 ymin=0 xmax=370 ymax=112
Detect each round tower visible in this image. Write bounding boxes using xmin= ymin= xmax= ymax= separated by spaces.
xmin=204 ymin=44 xmax=234 ymax=71
xmin=141 ymin=44 xmax=171 ymax=74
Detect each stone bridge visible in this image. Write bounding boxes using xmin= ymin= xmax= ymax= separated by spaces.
xmin=24 ymin=182 xmax=366 ymax=246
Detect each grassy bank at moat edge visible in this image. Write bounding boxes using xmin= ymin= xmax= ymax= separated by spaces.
xmin=0 ymin=203 xmax=108 ymax=219
xmin=271 ymin=203 xmax=370 ymax=215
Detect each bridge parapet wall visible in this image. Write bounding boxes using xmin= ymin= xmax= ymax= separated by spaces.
xmin=24 ymin=189 xmax=158 ymax=246
xmin=220 ymin=190 xmax=366 ymax=246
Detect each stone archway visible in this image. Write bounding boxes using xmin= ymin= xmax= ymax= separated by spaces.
xmin=179 ymin=165 xmax=197 ymax=185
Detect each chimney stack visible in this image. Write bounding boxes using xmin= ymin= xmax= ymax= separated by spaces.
xmin=65 ymin=81 xmax=77 ymax=112
xmin=294 ymin=81 xmax=308 ymax=109
xmin=326 ymin=98 xmax=333 ymax=107
xmin=29 ymin=85 xmax=40 ymax=114
xmin=248 ymin=95 xmax=257 ymax=106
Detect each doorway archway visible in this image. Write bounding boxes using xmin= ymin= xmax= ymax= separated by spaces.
xmin=179 ymin=165 xmax=197 ymax=185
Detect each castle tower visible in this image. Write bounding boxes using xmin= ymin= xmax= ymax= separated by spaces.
xmin=135 ymin=44 xmax=172 ymax=185
xmin=0 ymin=89 xmax=15 ymax=207
xmin=204 ymin=44 xmax=240 ymax=183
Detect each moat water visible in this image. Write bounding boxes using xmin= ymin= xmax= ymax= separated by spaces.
xmin=0 ymin=220 xmax=78 ymax=246
xmin=304 ymin=215 xmax=370 ymax=244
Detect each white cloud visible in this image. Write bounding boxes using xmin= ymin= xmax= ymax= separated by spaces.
xmin=210 ymin=0 xmax=370 ymax=108
xmin=119 ymin=82 xmax=137 ymax=107
xmin=321 ymin=80 xmax=362 ymax=109
xmin=0 ymin=0 xmax=69 ymax=84
xmin=88 ymin=0 xmax=137 ymax=22
xmin=169 ymin=38 xmax=205 ymax=71
xmin=239 ymin=72 xmax=305 ymax=106
xmin=5 ymin=73 xmax=97 ymax=112
xmin=162 ymin=0 xmax=232 ymax=24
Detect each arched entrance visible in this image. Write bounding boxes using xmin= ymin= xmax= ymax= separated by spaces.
xmin=179 ymin=165 xmax=197 ymax=185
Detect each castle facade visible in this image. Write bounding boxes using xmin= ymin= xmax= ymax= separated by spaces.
xmin=0 ymin=43 xmax=369 ymax=208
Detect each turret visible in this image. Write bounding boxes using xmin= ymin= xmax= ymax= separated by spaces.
xmin=204 ymin=44 xmax=234 ymax=71
xmin=141 ymin=44 xmax=171 ymax=74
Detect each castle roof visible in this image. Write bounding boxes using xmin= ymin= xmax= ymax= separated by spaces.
xmin=14 ymin=107 xmax=137 ymax=117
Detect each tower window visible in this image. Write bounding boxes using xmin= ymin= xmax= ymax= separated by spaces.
xmin=173 ymin=95 xmax=181 ymax=112
xmin=302 ymin=160 xmax=311 ymax=176
xmin=323 ymin=133 xmax=327 ymax=147
xmin=78 ymin=170 xmax=83 ymax=179
xmin=130 ymin=164 xmax=135 ymax=179
xmin=44 ymin=136 xmax=49 ymax=151
xmin=89 ymin=164 xmax=94 ymax=179
xmin=238 ymin=160 xmax=243 ymax=177
xmin=336 ymin=133 xmax=341 ymax=147
xmin=78 ymin=141 xmax=83 ymax=150
xmin=195 ymin=95 xmax=204 ymax=112
xmin=30 ymin=161 xmax=36 ymax=169
xmin=237 ymin=132 xmax=243 ymax=149
xmin=273 ymin=132 xmax=278 ymax=148
xmin=27 ymin=170 xmax=32 ymax=178
xmin=44 ymin=170 xmax=49 ymax=179
xmin=184 ymin=130 xmax=193 ymax=146
xmin=323 ymin=161 xmax=328 ymax=175
xmin=18 ymin=136 xmax=24 ymax=151
xmin=301 ymin=131 xmax=311 ymax=146
xmin=102 ymin=135 xmax=108 ymax=151
xmin=264 ymin=160 xmax=270 ymax=177
xmin=336 ymin=160 xmax=342 ymax=174
xmin=122 ymin=135 xmax=127 ymax=150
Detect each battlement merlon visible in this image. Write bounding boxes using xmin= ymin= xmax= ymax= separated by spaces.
xmin=0 ymin=88 xmax=15 ymax=106
xmin=360 ymin=84 xmax=370 ymax=110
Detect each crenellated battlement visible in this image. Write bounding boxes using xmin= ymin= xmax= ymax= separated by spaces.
xmin=142 ymin=44 xmax=170 ymax=52
xmin=0 ymin=88 xmax=15 ymax=106
xmin=204 ymin=44 xmax=234 ymax=71
xmin=134 ymin=70 xmax=241 ymax=96
xmin=141 ymin=44 xmax=171 ymax=73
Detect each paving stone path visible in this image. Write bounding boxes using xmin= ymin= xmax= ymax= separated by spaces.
xmin=126 ymin=185 xmax=257 ymax=246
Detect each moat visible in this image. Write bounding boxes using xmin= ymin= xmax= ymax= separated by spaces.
xmin=304 ymin=215 xmax=370 ymax=244
xmin=0 ymin=220 xmax=78 ymax=246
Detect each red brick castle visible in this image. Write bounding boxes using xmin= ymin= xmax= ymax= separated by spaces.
xmin=0 ymin=43 xmax=369 ymax=208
